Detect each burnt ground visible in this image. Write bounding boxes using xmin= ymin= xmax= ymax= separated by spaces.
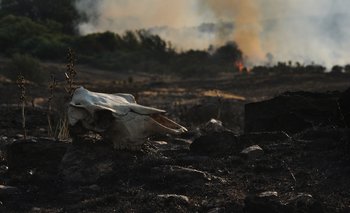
xmin=0 ymin=66 xmax=350 ymax=212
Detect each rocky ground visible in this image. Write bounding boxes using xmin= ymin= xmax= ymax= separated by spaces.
xmin=0 ymin=69 xmax=350 ymax=212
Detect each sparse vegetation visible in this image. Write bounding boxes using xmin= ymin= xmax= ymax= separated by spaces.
xmin=1 ymin=1 xmax=350 ymax=213
xmin=0 ymin=10 xmax=243 ymax=77
xmin=3 ymin=53 xmax=47 ymax=84
xmin=47 ymin=74 xmax=56 ymax=137
xmin=57 ymin=48 xmax=78 ymax=140
xmin=65 ymin=48 xmax=77 ymax=97
xmin=16 ymin=73 xmax=26 ymax=140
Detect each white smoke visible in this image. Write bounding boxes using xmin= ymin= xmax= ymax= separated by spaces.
xmin=75 ymin=0 xmax=350 ymax=67
xmin=74 ymin=0 xmax=235 ymax=51
xmin=256 ymin=0 xmax=350 ymax=67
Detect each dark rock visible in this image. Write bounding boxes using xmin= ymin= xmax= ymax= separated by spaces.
xmin=181 ymin=101 xmax=243 ymax=131
xmin=245 ymin=91 xmax=340 ymax=134
xmin=200 ymin=118 xmax=226 ymax=134
xmin=244 ymin=191 xmax=285 ymax=213
xmin=190 ymin=131 xmax=237 ymax=155
xmin=185 ymin=103 xmax=220 ymax=124
xmin=338 ymin=87 xmax=350 ymax=127
xmin=60 ymin=142 xmax=115 ymax=183
xmin=6 ymin=139 xmax=68 ymax=174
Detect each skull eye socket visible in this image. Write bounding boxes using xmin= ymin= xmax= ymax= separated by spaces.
xmin=94 ymin=110 xmax=114 ymax=129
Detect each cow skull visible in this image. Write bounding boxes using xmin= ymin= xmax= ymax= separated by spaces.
xmin=68 ymin=87 xmax=187 ymax=150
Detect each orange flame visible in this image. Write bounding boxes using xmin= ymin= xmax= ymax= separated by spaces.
xmin=235 ymin=60 xmax=245 ymax=73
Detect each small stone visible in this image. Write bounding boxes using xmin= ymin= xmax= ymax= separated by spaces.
xmin=32 ymin=207 xmax=41 ymax=211
xmin=0 ymin=165 xmax=8 ymax=171
xmin=244 ymin=191 xmax=283 ymax=213
xmin=286 ymin=193 xmax=325 ymax=213
xmin=15 ymin=134 xmax=24 ymax=139
xmin=201 ymin=118 xmax=226 ymax=133
xmin=258 ymin=191 xmax=278 ymax=198
xmin=0 ymin=185 xmax=20 ymax=197
xmin=207 ymin=207 xmax=222 ymax=213
xmin=157 ymin=194 xmax=190 ymax=204
xmin=88 ymin=184 xmax=101 ymax=192
xmin=153 ymin=141 xmax=168 ymax=145
xmin=241 ymin=145 xmax=264 ymax=159
xmin=288 ymin=193 xmax=312 ymax=201
xmin=170 ymin=138 xmax=192 ymax=146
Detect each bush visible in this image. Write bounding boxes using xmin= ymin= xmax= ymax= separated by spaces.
xmin=0 ymin=15 xmax=49 ymax=55
xmin=4 ymin=54 xmax=47 ymax=84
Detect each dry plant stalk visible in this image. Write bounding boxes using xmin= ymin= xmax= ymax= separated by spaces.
xmin=337 ymin=100 xmax=348 ymax=128
xmin=56 ymin=115 xmax=70 ymax=140
xmin=216 ymin=90 xmax=223 ymax=120
xmin=47 ymin=74 xmax=57 ymax=137
xmin=16 ymin=73 xmax=27 ymax=140
xmin=65 ymin=48 xmax=77 ymax=97
xmin=282 ymin=160 xmax=297 ymax=186
xmin=57 ymin=48 xmax=78 ymax=140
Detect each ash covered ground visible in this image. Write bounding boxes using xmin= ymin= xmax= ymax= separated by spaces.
xmin=0 ymin=67 xmax=349 ymax=212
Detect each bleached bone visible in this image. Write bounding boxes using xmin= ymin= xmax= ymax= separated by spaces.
xmin=68 ymin=87 xmax=187 ymax=150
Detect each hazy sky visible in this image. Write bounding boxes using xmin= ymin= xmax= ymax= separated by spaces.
xmin=75 ymin=0 xmax=350 ymax=67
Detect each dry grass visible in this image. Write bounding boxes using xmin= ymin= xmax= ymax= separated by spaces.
xmin=202 ymin=89 xmax=246 ymax=101
xmin=65 ymin=48 xmax=77 ymax=97
xmin=16 ymin=73 xmax=27 ymax=140
xmin=47 ymin=74 xmax=57 ymax=137
xmin=56 ymin=48 xmax=78 ymax=140
xmin=56 ymin=115 xmax=70 ymax=140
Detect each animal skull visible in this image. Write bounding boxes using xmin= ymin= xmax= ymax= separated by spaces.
xmin=68 ymin=87 xmax=187 ymax=150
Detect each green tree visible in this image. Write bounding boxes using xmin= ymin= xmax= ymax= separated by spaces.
xmin=0 ymin=15 xmax=48 ymax=54
xmin=331 ymin=65 xmax=343 ymax=74
xmin=0 ymin=15 xmax=69 ymax=58
xmin=0 ymin=0 xmax=81 ymax=34
xmin=213 ymin=42 xmax=242 ymax=63
xmin=344 ymin=64 xmax=350 ymax=73
xmin=138 ymin=30 xmax=167 ymax=52
xmin=122 ymin=31 xmax=140 ymax=50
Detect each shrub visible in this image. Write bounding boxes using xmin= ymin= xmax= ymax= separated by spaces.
xmin=4 ymin=54 xmax=47 ymax=84
xmin=0 ymin=15 xmax=49 ymax=55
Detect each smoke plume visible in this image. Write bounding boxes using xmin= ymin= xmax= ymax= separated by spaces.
xmin=75 ymin=0 xmax=350 ymax=67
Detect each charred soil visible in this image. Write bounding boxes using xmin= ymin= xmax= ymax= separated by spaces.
xmin=0 ymin=68 xmax=350 ymax=212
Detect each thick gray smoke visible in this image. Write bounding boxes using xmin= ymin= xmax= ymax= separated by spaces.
xmin=256 ymin=0 xmax=350 ymax=67
xmin=75 ymin=0 xmax=350 ymax=67
xmin=74 ymin=0 xmax=233 ymax=50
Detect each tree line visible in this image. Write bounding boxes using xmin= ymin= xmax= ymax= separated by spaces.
xmin=0 ymin=0 xmax=243 ymax=77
